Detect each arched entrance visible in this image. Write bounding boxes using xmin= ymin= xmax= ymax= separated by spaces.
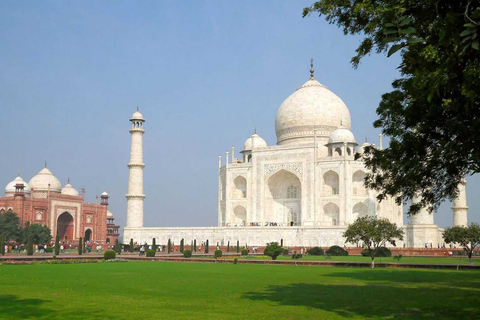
xmin=266 ymin=169 xmax=301 ymax=226
xmin=232 ymin=205 xmax=247 ymax=226
xmin=85 ymin=229 xmax=92 ymax=242
xmin=57 ymin=212 xmax=74 ymax=242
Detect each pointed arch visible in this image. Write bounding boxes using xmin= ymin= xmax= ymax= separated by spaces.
xmin=323 ymin=202 xmax=339 ymax=226
xmin=232 ymin=176 xmax=247 ymax=199
xmin=265 ymin=169 xmax=302 ymax=225
xmin=352 ymin=170 xmax=367 ymax=196
xmin=323 ymin=170 xmax=339 ymax=195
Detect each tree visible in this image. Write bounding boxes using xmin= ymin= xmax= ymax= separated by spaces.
xmin=227 ymin=241 xmax=230 ymax=252
xmin=130 ymin=238 xmax=134 ymax=252
xmin=78 ymin=237 xmax=83 ymax=255
xmin=114 ymin=239 xmax=121 ymax=255
xmin=19 ymin=222 xmax=52 ymax=245
xmin=443 ymin=223 xmax=480 ymax=265
xmin=193 ymin=239 xmax=197 ymax=252
xmin=168 ymin=239 xmax=172 ymax=254
xmin=0 ymin=211 xmax=21 ymax=242
xmin=152 ymin=238 xmax=157 ymax=252
xmin=54 ymin=233 xmax=60 ymax=256
xmin=343 ymin=216 xmax=404 ymax=268
xmin=264 ymin=242 xmax=284 ymax=260
xmin=304 ymin=1 xmax=480 ymax=215
xmin=205 ymin=240 xmax=209 ymax=253
xmin=180 ymin=239 xmax=184 ymax=253
xmin=236 ymin=240 xmax=240 ymax=253
xmin=26 ymin=234 xmax=33 ymax=256
xmin=0 ymin=235 xmax=5 ymax=255
xmin=84 ymin=238 xmax=87 ymax=253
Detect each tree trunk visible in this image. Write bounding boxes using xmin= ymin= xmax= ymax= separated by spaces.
xmin=469 ymin=252 xmax=473 ymax=265
xmin=371 ymin=256 xmax=375 ymax=269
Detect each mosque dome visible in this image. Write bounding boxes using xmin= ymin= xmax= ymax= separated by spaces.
xmin=28 ymin=167 xmax=62 ymax=193
xmin=101 ymin=191 xmax=109 ymax=196
xmin=243 ymin=133 xmax=267 ymax=151
xmin=356 ymin=142 xmax=372 ymax=154
xmin=5 ymin=174 xmax=31 ymax=196
xmin=131 ymin=110 xmax=144 ymax=121
xmin=107 ymin=210 xmax=114 ymax=218
xmin=328 ymin=127 xmax=357 ymax=144
xmin=275 ymin=73 xmax=351 ymax=145
xmin=61 ymin=182 xmax=79 ymax=196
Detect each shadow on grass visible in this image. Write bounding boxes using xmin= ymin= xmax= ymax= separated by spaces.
xmin=0 ymin=295 xmax=53 ymax=319
xmin=243 ymin=281 xmax=480 ymax=319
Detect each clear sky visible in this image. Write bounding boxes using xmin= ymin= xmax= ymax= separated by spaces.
xmin=1 ymin=1 xmax=478 ymax=232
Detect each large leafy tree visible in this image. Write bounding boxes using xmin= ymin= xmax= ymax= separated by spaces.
xmin=19 ymin=222 xmax=52 ymax=245
xmin=343 ymin=216 xmax=403 ymax=268
xmin=0 ymin=211 xmax=21 ymax=242
xmin=264 ymin=242 xmax=284 ymax=260
xmin=304 ymin=1 xmax=480 ymax=214
xmin=443 ymin=223 xmax=480 ymax=265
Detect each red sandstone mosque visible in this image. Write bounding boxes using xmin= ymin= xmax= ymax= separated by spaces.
xmin=0 ymin=165 xmax=120 ymax=246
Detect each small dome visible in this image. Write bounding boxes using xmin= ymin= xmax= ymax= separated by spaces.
xmin=328 ymin=127 xmax=357 ymax=144
xmin=107 ymin=210 xmax=114 ymax=218
xmin=5 ymin=174 xmax=30 ymax=196
xmin=131 ymin=110 xmax=144 ymax=121
xmin=243 ymin=133 xmax=267 ymax=151
xmin=28 ymin=167 xmax=62 ymax=193
xmin=356 ymin=142 xmax=372 ymax=154
xmin=61 ymin=183 xmax=79 ymax=196
xmin=101 ymin=191 xmax=108 ymax=196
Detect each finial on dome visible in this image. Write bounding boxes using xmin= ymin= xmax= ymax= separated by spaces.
xmin=310 ymin=57 xmax=314 ymax=79
xmin=137 ymin=107 xmax=139 ymax=111
xmin=17 ymin=170 xmax=21 ymax=177
xmin=254 ymin=126 xmax=257 ymax=134
xmin=67 ymin=178 xmax=70 ymax=184
xmin=365 ymin=137 xmax=368 ymax=143
xmin=45 ymin=161 xmax=47 ymax=168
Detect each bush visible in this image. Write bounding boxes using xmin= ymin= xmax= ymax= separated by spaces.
xmin=307 ymin=246 xmax=324 ymax=256
xmin=27 ymin=234 xmax=34 ymax=256
xmin=241 ymin=248 xmax=249 ymax=256
xmin=264 ymin=242 xmax=283 ymax=260
xmin=282 ymin=248 xmax=289 ymax=255
xmin=326 ymin=245 xmax=348 ymax=256
xmin=361 ymin=247 xmax=392 ymax=257
xmin=233 ymin=258 xmax=238 ymax=264
xmin=0 ymin=235 xmax=4 ymax=256
xmin=146 ymin=250 xmax=155 ymax=257
xmin=104 ymin=250 xmax=116 ymax=260
xmin=214 ymin=249 xmax=222 ymax=259
xmin=292 ymin=252 xmax=303 ymax=259
xmin=183 ymin=249 xmax=192 ymax=258
xmin=54 ymin=234 xmax=60 ymax=255
xmin=45 ymin=246 xmax=53 ymax=253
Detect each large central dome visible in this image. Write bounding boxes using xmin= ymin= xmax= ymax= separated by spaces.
xmin=275 ymin=77 xmax=351 ymax=145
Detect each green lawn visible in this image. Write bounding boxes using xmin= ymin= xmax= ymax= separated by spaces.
xmin=1 ymin=261 xmax=479 ymax=319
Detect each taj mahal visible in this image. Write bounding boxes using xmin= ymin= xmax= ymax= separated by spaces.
xmin=123 ymin=62 xmax=469 ymax=248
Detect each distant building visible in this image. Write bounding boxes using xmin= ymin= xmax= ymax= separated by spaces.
xmin=1 ymin=166 xmax=120 ymax=246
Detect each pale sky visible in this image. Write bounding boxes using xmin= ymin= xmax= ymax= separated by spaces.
xmin=1 ymin=1 xmax=478 ymax=233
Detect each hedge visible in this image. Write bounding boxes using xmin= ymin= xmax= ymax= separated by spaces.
xmin=307 ymin=247 xmax=324 ymax=256
xmin=183 ymin=249 xmax=192 ymax=258
xmin=326 ymin=245 xmax=348 ymax=256
xmin=104 ymin=250 xmax=116 ymax=260
xmin=146 ymin=250 xmax=155 ymax=257
xmin=214 ymin=249 xmax=222 ymax=259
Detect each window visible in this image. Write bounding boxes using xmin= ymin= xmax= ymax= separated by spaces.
xmin=287 ymin=185 xmax=299 ymax=198
xmin=36 ymin=212 xmax=43 ymax=220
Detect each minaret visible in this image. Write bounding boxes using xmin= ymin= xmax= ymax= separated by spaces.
xmin=452 ymin=178 xmax=468 ymax=227
xmin=126 ymin=109 xmax=146 ymax=228
xmin=409 ymin=195 xmax=434 ymax=225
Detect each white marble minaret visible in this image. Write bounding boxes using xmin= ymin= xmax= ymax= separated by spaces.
xmin=452 ymin=178 xmax=468 ymax=227
xmin=126 ymin=110 xmax=146 ymax=228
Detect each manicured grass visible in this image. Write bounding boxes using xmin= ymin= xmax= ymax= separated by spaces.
xmin=1 ymin=261 xmax=479 ymax=319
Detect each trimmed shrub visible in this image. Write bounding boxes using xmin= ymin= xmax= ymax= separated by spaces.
xmin=27 ymin=234 xmax=34 ymax=255
xmin=236 ymin=240 xmax=240 ymax=253
xmin=281 ymin=239 xmax=283 ymax=247
xmin=152 ymin=238 xmax=157 ymax=252
xmin=180 ymin=239 xmax=184 ymax=253
xmin=227 ymin=241 xmax=230 ymax=252
xmin=361 ymin=247 xmax=392 ymax=257
xmin=214 ymin=249 xmax=222 ymax=259
xmin=264 ymin=242 xmax=283 ymax=260
xmin=146 ymin=250 xmax=155 ymax=257
xmin=241 ymin=248 xmax=249 ymax=256
xmin=307 ymin=247 xmax=324 ymax=256
xmin=292 ymin=252 xmax=303 ymax=259
xmin=194 ymin=239 xmax=197 ymax=252
xmin=104 ymin=250 xmax=116 ymax=260
xmin=54 ymin=234 xmax=60 ymax=255
xmin=0 ymin=235 xmax=4 ymax=255
xmin=45 ymin=246 xmax=53 ymax=253
xmin=130 ymin=238 xmax=134 ymax=252
xmin=326 ymin=245 xmax=348 ymax=256
xmin=205 ymin=240 xmax=209 ymax=253
xmin=78 ymin=237 xmax=83 ymax=255
xmin=168 ymin=239 xmax=172 ymax=254
xmin=183 ymin=249 xmax=192 ymax=258
xmin=233 ymin=258 xmax=238 ymax=264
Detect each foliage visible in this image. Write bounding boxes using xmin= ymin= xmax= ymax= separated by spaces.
xmin=205 ymin=240 xmax=209 ymax=253
xmin=236 ymin=240 xmax=240 ymax=253
xmin=326 ymin=245 xmax=349 ymax=256
xmin=114 ymin=239 xmax=121 ymax=255
xmin=282 ymin=248 xmax=289 ymax=255
xmin=183 ymin=249 xmax=192 ymax=258
xmin=292 ymin=252 xmax=303 ymax=260
xmin=280 ymin=239 xmax=283 ymax=247
xmin=104 ymin=250 xmax=116 ymax=260
xmin=443 ymin=223 xmax=480 ymax=264
xmin=0 ymin=211 xmax=21 ymax=242
xmin=168 ymin=239 xmax=172 ymax=254
xmin=194 ymin=239 xmax=197 ymax=252
xmin=55 ymin=234 xmax=60 ymax=255
xmin=264 ymin=242 xmax=283 ymax=260
xmin=180 ymin=239 xmax=184 ymax=253
xmin=214 ymin=249 xmax=222 ymax=259
xmin=233 ymin=258 xmax=238 ymax=264
xmin=130 ymin=238 xmax=134 ymax=253
xmin=0 ymin=235 xmax=4 ymax=255
xmin=26 ymin=234 xmax=33 ymax=255
xmin=45 ymin=246 xmax=53 ymax=253
xmin=146 ymin=250 xmax=155 ymax=257
xmin=227 ymin=241 xmax=230 ymax=252
xmin=19 ymin=222 xmax=52 ymax=245
xmin=152 ymin=238 xmax=157 ymax=252
xmin=241 ymin=248 xmax=249 ymax=256
xmin=343 ymin=216 xmax=403 ymax=267
xmin=78 ymin=237 xmax=83 ymax=255
xmin=394 ymin=255 xmax=403 ymax=262
xmin=304 ymin=1 xmax=480 ymax=215
xmin=307 ymin=247 xmax=324 ymax=256
xmin=361 ymin=247 xmax=392 ymax=257
xmin=83 ymin=238 xmax=87 ymax=253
